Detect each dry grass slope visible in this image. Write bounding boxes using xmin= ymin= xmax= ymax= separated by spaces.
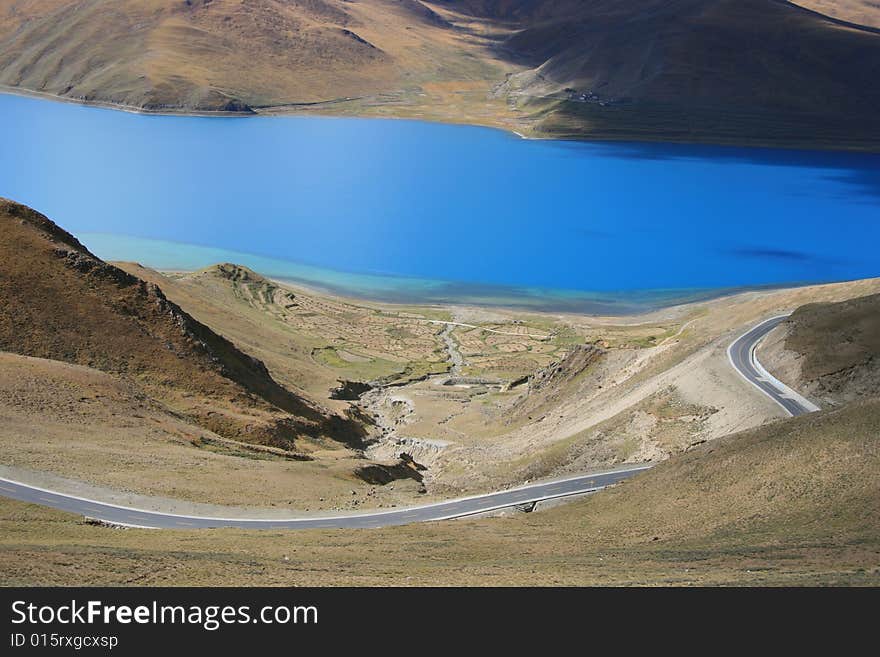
xmin=793 ymin=0 xmax=880 ymax=29
xmin=1 ymin=396 xmax=877 ymax=585
xmin=761 ymin=292 xmax=880 ymax=408
xmin=785 ymin=293 xmax=880 ymax=383
xmin=0 ymin=0 xmax=394 ymax=110
xmin=490 ymin=0 xmax=880 ymax=148
xmin=0 ymin=198 xmax=366 ymax=450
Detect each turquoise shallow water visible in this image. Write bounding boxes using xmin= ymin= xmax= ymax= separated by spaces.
xmin=2 ymin=93 xmax=878 ymax=312
xmin=78 ymin=232 xmax=731 ymax=313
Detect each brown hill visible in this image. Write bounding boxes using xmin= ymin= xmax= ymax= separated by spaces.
xmin=793 ymin=0 xmax=880 ymax=29
xmin=477 ymin=0 xmax=880 ymax=147
xmin=759 ymin=292 xmax=880 ymax=408
xmin=0 ymin=198 xmax=367 ymax=450
xmin=0 ymin=0 xmax=461 ymax=111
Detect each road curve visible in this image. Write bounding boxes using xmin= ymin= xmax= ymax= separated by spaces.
xmin=0 ymin=466 xmax=651 ymax=530
xmin=727 ymin=315 xmax=821 ymax=417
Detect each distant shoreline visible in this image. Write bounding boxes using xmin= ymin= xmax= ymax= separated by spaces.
xmin=76 ymin=233 xmax=842 ymax=316
xmin=0 ymin=85 xmax=254 ymax=118
xmin=3 ymin=86 xmax=879 ymax=154
xmin=163 ymin=265 xmax=787 ymax=318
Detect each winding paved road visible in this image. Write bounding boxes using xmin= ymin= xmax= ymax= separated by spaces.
xmin=0 ymin=314 xmax=818 ymax=529
xmin=727 ymin=315 xmax=821 ymax=417
xmin=0 ymin=467 xmax=649 ymax=529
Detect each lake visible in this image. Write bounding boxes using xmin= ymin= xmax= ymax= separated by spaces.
xmin=2 ymin=93 xmax=878 ymax=312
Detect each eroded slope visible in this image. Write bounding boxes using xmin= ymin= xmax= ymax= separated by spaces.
xmin=0 ymin=198 xmax=365 ymax=451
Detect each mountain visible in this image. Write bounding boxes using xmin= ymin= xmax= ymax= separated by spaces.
xmin=460 ymin=0 xmax=880 ymax=147
xmin=0 ymin=198 xmax=367 ymax=450
xmin=0 ymin=0 xmax=457 ymax=111
xmin=1 ymin=0 xmax=879 ymax=148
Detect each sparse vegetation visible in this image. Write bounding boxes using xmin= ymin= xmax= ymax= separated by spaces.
xmin=312 ymin=346 xmax=405 ymax=382
xmin=2 ymin=398 xmax=877 ymax=586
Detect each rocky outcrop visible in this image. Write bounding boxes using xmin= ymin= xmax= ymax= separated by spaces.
xmin=209 ymin=263 xmax=298 ymax=308
xmin=527 ymin=343 xmax=605 ymax=396
xmin=355 ymin=456 xmax=425 ymax=486
xmin=330 ymin=380 xmax=373 ymax=401
xmin=505 ymin=342 xmax=606 ymax=425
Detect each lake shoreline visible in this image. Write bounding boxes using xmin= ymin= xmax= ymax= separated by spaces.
xmin=6 ymin=94 xmax=878 ymax=305
xmin=2 ymin=85 xmax=879 ymax=154
xmin=80 ymin=234 xmax=808 ymax=316
xmin=265 ymin=273 xmax=811 ymax=317
xmin=146 ymin=261 xmax=814 ymax=319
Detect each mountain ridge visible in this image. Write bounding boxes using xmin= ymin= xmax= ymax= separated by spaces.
xmin=0 ymin=198 xmax=368 ymax=450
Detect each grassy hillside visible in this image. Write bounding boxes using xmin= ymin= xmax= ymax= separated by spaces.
xmin=793 ymin=0 xmax=880 ymax=29
xmin=0 ymin=351 xmax=428 ymax=510
xmin=2 ymin=395 xmax=877 ymax=585
xmin=760 ymin=292 xmax=880 ymax=408
xmin=0 ymin=0 xmax=388 ymax=110
xmin=486 ymin=0 xmax=880 ymax=148
xmin=121 ymin=261 xmax=451 ymax=405
xmin=0 ymin=198 xmax=366 ymax=451
xmin=0 ymin=0 xmax=500 ymax=111
xmin=1 ymin=0 xmax=879 ymax=148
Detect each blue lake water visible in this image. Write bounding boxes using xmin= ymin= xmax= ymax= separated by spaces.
xmin=1 ymin=93 xmax=878 ymax=312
